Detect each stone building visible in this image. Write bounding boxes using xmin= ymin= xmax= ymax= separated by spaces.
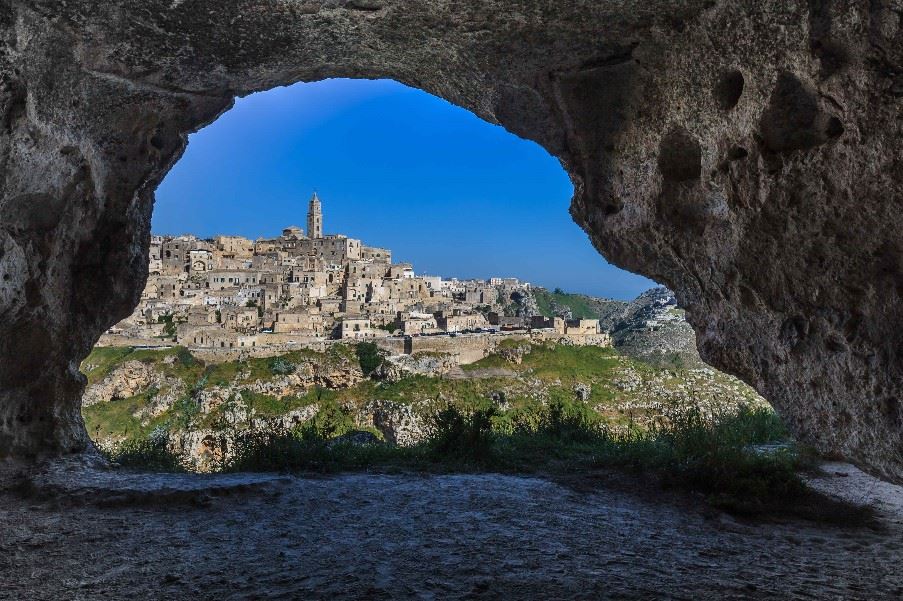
xmin=274 ymin=310 xmax=325 ymax=336
xmin=214 ymin=235 xmax=255 ymax=259
xmin=436 ymin=310 xmax=490 ymax=333
xmin=340 ymin=317 xmax=376 ymax=340
xmin=112 ymin=191 xmax=541 ymax=348
xmin=306 ymin=192 xmax=323 ymax=239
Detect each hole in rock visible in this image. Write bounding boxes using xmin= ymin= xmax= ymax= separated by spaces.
xmin=658 ymin=126 xmax=702 ymax=182
xmin=80 ymin=79 xmax=780 ymax=478
xmin=714 ymin=70 xmax=744 ymax=110
xmin=727 ymin=146 xmax=748 ymax=161
xmin=825 ymin=116 xmax=844 ymax=139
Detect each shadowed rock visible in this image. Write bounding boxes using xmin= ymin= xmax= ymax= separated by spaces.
xmin=0 ymin=1 xmax=900 ymax=480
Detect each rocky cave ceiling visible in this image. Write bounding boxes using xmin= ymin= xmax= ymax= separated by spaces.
xmin=0 ymin=0 xmax=900 ymax=480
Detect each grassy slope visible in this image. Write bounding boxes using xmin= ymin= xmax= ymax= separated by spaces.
xmin=83 ymin=343 xmax=612 ymax=440
xmin=533 ymin=288 xmax=605 ymax=319
xmin=82 ymin=341 xmax=762 ymax=447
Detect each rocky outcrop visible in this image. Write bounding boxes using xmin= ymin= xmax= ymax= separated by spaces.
xmin=606 ymin=288 xmax=703 ymax=368
xmin=362 ymin=400 xmax=431 ymax=447
xmin=82 ymin=361 xmax=159 ymax=407
xmin=373 ymin=353 xmax=457 ymax=383
xmin=0 ymin=2 xmax=900 ymax=480
xmin=497 ymin=344 xmax=532 ymax=365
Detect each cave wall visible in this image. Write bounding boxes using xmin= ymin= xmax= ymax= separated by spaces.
xmin=0 ymin=1 xmax=900 ymax=479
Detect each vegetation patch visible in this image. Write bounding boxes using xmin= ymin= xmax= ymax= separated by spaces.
xmin=100 ymin=399 xmax=868 ymax=524
xmin=86 ymin=342 xmax=865 ymax=523
xmin=533 ymin=288 xmax=604 ymax=319
xmin=355 ymin=341 xmax=384 ymax=376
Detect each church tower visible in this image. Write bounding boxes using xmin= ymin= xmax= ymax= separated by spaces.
xmin=307 ymin=192 xmax=323 ymax=239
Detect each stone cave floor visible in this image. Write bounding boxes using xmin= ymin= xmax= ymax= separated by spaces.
xmin=0 ymin=460 xmax=901 ymax=600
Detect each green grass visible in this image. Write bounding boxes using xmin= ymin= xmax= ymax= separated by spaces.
xmin=84 ymin=392 xmax=155 ymax=440
xmin=83 ymin=342 xmax=762 ymax=463
xmin=533 ymin=288 xmax=602 ymax=319
xmin=81 ymin=346 xmax=137 ymax=385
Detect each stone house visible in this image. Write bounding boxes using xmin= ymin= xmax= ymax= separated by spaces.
xmin=273 ymin=310 xmax=325 ymax=335
xmin=565 ymin=319 xmax=600 ymax=336
xmin=340 ymin=317 xmax=376 ymax=340
xmin=397 ymin=311 xmax=438 ymax=335
xmin=361 ymin=245 xmax=391 ymax=263
xmin=530 ymin=316 xmax=567 ymax=334
xmin=436 ymin=310 xmax=490 ymax=333
xmin=220 ymin=306 xmax=259 ymax=332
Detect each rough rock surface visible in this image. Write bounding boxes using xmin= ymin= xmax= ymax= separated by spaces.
xmin=1 ymin=461 xmax=902 ymax=599
xmin=0 ymin=2 xmax=900 ymax=479
xmin=373 ymin=352 xmax=458 ymax=382
xmin=81 ymin=361 xmax=158 ymax=407
xmin=362 ymin=399 xmax=430 ymax=446
xmin=609 ymin=288 xmax=704 ymax=367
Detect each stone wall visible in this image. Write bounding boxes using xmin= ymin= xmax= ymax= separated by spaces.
xmin=377 ymin=331 xmax=611 ymax=365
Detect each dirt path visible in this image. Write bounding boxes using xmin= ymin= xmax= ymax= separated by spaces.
xmin=0 ymin=461 xmax=901 ymax=600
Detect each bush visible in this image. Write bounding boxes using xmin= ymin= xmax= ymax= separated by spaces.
xmin=355 ymin=342 xmax=384 ymax=376
xmin=105 ymin=427 xmax=183 ymax=472
xmin=535 ymin=400 xmax=600 ymax=444
xmin=269 ymin=357 xmax=296 ymax=376
xmin=158 ymin=313 xmax=177 ymax=338
xmin=427 ymin=406 xmax=496 ymax=464
xmin=310 ymin=400 xmax=355 ymax=439
xmin=170 ymin=395 xmax=201 ymax=430
xmin=176 ymin=347 xmax=196 ymax=368
xmin=224 ymin=426 xmax=319 ymax=473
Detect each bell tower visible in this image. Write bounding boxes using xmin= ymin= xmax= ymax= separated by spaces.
xmin=307 ymin=191 xmax=323 ymax=239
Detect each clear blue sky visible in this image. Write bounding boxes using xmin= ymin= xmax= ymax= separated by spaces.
xmin=154 ymin=78 xmax=655 ymax=300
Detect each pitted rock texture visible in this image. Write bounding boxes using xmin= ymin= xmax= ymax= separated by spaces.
xmin=0 ymin=2 xmax=900 ymax=479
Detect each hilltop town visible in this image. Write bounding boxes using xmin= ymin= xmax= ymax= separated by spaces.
xmin=107 ymin=193 xmax=607 ymax=354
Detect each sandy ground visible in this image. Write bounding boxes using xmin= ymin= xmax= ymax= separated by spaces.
xmin=0 ymin=460 xmax=901 ymax=600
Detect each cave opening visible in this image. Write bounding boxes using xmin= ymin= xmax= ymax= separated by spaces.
xmin=78 ymin=78 xmax=784 ymax=472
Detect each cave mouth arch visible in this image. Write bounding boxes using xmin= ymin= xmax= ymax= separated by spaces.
xmin=0 ymin=2 xmax=900 ymax=482
xmin=82 ymin=77 xmax=668 ymax=461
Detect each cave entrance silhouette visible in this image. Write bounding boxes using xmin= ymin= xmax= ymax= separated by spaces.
xmin=80 ymin=78 xmax=673 ymax=467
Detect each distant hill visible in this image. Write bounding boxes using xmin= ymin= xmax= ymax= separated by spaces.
xmin=530 ymin=287 xmax=625 ymax=322
xmin=529 ymin=286 xmax=702 ymax=369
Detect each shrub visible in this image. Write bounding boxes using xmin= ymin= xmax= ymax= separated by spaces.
xmin=535 ymin=400 xmax=600 ymax=444
xmin=269 ymin=357 xmax=296 ymax=376
xmin=176 ymin=347 xmax=196 ymax=368
xmin=355 ymin=342 xmax=384 ymax=376
xmin=105 ymin=427 xmax=183 ymax=472
xmin=157 ymin=313 xmax=177 ymax=337
xmin=224 ymin=426 xmax=317 ymax=473
xmin=427 ymin=406 xmax=496 ymax=464
xmin=310 ymin=400 xmax=355 ymax=439
xmin=170 ymin=395 xmax=201 ymax=430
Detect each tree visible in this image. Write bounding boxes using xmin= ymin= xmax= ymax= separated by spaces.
xmin=355 ymin=342 xmax=384 ymax=376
